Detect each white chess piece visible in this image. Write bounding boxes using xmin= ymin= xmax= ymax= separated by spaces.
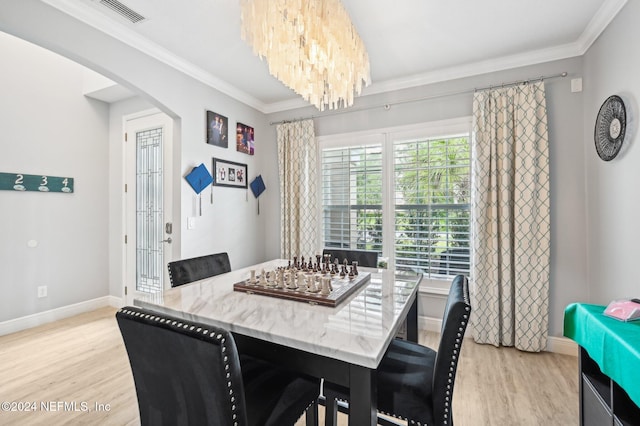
xmin=259 ymin=269 xmax=268 ymax=287
xmin=321 ymin=277 xmax=331 ymax=295
xmin=306 ymin=274 xmax=318 ymax=292
xmin=297 ymin=273 xmax=307 ymax=291
xmin=287 ymin=271 xmax=297 ymax=289
xmin=249 ymin=269 xmax=257 ymax=284
xmin=276 ymin=270 xmax=285 ymax=289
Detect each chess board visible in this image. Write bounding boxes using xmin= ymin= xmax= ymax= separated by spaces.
xmin=233 ymin=272 xmax=371 ymax=307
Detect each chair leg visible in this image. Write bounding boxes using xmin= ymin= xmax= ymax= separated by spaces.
xmin=324 ymin=394 xmax=338 ymax=426
xmin=305 ymin=399 xmax=319 ymax=426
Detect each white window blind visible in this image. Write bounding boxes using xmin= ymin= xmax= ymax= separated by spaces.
xmin=393 ymin=135 xmax=470 ymax=277
xmin=321 ymin=144 xmax=383 ymax=253
xmin=319 ymin=118 xmax=471 ymax=278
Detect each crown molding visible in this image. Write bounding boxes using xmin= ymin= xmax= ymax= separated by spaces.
xmin=575 ymin=0 xmax=628 ymax=54
xmin=40 ymin=0 xmax=628 ymax=114
xmin=265 ymin=0 xmax=628 ymax=113
xmin=41 ymin=0 xmax=268 ymax=112
xmin=362 ymin=43 xmax=581 ymax=99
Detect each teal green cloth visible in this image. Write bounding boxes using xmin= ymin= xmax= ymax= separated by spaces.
xmin=564 ymin=303 xmax=640 ymax=407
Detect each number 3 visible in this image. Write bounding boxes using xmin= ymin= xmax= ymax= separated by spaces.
xmin=41 ymin=176 xmax=48 ymax=186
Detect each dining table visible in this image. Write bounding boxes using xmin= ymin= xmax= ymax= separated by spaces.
xmin=134 ymin=259 xmax=422 ymax=426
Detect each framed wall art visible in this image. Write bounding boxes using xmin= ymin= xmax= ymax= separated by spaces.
xmin=212 ymin=158 xmax=247 ymax=189
xmin=236 ymin=122 xmax=254 ymax=155
xmin=206 ymin=110 xmax=228 ymax=148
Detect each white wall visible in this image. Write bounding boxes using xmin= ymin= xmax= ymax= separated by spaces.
xmin=0 ymin=0 xmax=271 ymax=319
xmin=0 ymin=32 xmax=110 ymax=321
xmin=583 ymin=1 xmax=640 ymax=304
xmin=267 ymin=57 xmax=590 ymax=338
xmin=3 ymin=0 xmax=628 ymax=339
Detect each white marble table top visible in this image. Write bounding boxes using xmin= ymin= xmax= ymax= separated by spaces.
xmin=134 ymin=259 xmax=422 ymax=369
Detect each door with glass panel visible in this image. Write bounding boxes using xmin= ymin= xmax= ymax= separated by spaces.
xmin=124 ymin=111 xmax=173 ymax=304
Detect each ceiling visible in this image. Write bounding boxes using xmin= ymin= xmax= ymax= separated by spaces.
xmin=43 ymin=0 xmax=627 ymax=113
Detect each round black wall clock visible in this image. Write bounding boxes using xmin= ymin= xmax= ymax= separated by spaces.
xmin=594 ymin=95 xmax=627 ymax=161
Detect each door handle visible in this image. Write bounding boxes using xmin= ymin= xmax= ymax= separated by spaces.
xmin=160 ymin=237 xmax=172 ymax=244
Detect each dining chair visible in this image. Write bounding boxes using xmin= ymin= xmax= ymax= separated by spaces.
xmin=321 ymin=248 xmax=378 ymax=268
xmin=167 ymin=252 xmax=231 ymax=287
xmin=117 ymin=306 xmax=320 ymax=426
xmin=323 ymin=274 xmax=471 ymax=426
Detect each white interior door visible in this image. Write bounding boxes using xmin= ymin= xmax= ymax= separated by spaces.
xmin=124 ymin=111 xmax=173 ymax=304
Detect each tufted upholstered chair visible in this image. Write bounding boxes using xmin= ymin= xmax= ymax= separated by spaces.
xmin=168 ymin=252 xmax=231 ymax=287
xmin=323 ymin=275 xmax=471 ymax=426
xmin=117 ymin=306 xmax=320 ymax=426
xmin=321 ymin=248 xmax=378 ymax=268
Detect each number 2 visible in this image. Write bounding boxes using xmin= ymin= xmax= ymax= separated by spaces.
xmin=15 ymin=174 xmax=23 ymax=185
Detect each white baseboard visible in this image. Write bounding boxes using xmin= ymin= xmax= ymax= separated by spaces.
xmin=418 ymin=315 xmax=578 ymax=356
xmin=419 ymin=315 xmax=442 ymax=333
xmin=0 ymin=296 xmax=122 ymax=336
xmin=546 ymin=336 xmax=578 ymax=356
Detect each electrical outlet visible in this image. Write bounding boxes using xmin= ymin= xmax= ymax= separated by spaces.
xmin=37 ymin=286 xmax=47 ymax=298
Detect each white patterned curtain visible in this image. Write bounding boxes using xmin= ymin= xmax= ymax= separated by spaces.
xmin=276 ymin=120 xmax=318 ymax=259
xmin=471 ymin=81 xmax=550 ymax=352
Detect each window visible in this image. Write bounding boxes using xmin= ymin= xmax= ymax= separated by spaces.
xmin=319 ymin=119 xmax=471 ymax=279
xmin=321 ymin=143 xmax=383 ymax=253
xmin=393 ymin=135 xmax=470 ymax=277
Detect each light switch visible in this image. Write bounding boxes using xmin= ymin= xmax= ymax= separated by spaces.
xmin=571 ymin=78 xmax=582 ymax=93
xmin=187 ymin=217 xmax=195 ymax=230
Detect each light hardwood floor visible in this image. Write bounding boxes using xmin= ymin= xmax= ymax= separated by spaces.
xmin=0 ymin=307 xmax=578 ymax=425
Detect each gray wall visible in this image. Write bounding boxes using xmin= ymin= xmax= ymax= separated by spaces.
xmin=0 ymin=0 xmax=271 ymax=321
xmin=583 ymin=1 xmax=640 ymax=304
xmin=0 ymin=32 xmax=110 ymax=321
xmin=267 ymin=57 xmax=589 ymax=338
xmin=3 ymin=0 xmax=635 ymax=340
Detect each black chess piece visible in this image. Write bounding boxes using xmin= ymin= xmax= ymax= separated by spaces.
xmin=352 ymin=261 xmax=359 ymax=275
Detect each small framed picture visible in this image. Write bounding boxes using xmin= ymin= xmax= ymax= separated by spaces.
xmin=212 ymin=158 xmax=247 ymax=189
xmin=206 ymin=110 xmax=228 ymax=148
xmin=236 ymin=122 xmax=254 ymax=155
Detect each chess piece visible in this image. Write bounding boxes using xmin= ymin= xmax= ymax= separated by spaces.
xmin=352 ymin=261 xmax=359 ymax=275
xmin=276 ymin=270 xmax=285 ymax=289
xmin=267 ymin=270 xmax=276 ymax=287
xmin=321 ymin=277 xmax=331 ymax=295
xmin=259 ymin=269 xmax=268 ymax=287
xmin=307 ymin=275 xmax=318 ymax=292
xmin=287 ymin=272 xmax=297 ymax=289
xmin=249 ymin=269 xmax=257 ymax=285
xmin=297 ymin=273 xmax=307 ymax=291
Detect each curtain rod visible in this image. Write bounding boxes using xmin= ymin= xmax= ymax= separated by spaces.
xmin=269 ymin=71 xmax=568 ymax=126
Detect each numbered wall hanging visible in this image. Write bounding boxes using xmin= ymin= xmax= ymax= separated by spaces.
xmin=0 ymin=172 xmax=74 ymax=193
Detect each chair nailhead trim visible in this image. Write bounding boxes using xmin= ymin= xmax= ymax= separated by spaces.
xmin=120 ymin=308 xmax=243 ymax=425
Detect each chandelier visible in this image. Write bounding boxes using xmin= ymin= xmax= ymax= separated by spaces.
xmin=240 ymin=0 xmax=371 ymax=111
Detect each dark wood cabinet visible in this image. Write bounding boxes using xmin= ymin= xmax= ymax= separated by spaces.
xmin=580 ymin=347 xmax=640 ymax=426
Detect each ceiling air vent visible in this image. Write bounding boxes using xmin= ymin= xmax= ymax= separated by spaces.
xmin=98 ymin=0 xmax=146 ymax=24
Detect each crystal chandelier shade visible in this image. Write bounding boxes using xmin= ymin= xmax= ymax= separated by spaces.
xmin=240 ymin=0 xmax=371 ymax=111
